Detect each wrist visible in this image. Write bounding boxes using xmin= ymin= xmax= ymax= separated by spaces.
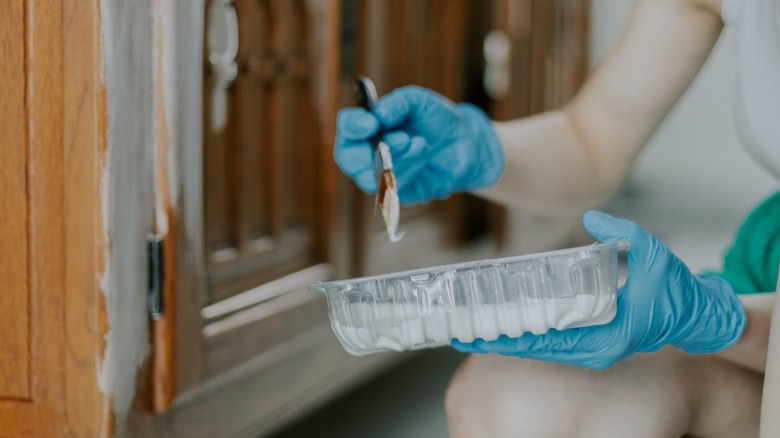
xmin=671 ymin=275 xmax=748 ymax=354
xmin=454 ymin=103 xmax=504 ymax=190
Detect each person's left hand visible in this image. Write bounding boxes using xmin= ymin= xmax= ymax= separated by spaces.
xmin=451 ymin=211 xmax=747 ymax=370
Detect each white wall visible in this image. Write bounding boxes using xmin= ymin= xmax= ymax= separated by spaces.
xmin=589 ymin=0 xmax=777 ymax=269
xmin=100 ymin=0 xmax=154 ymax=433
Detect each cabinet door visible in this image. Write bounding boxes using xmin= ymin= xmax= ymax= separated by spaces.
xmin=0 ymin=1 xmax=109 ymax=436
xmin=130 ymin=2 xmax=404 ymax=436
xmin=203 ymin=0 xmax=326 ymax=303
xmin=199 ymin=0 xmax=338 ymax=378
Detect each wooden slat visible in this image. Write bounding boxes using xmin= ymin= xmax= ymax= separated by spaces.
xmin=530 ymin=0 xmax=551 ymax=113
xmin=439 ymin=0 xmax=467 ymax=100
xmin=290 ymin=0 xmax=316 ymax=238
xmin=203 ymin=88 xmax=239 ymax=263
xmin=204 ymin=67 xmax=239 ymax=259
xmin=495 ymin=0 xmax=533 ymax=120
xmin=204 ymin=0 xmax=240 ymax=264
xmin=172 ymin=0 xmax=210 ymax=396
xmin=310 ymin=0 xmax=341 ymax=264
xmin=233 ymin=0 xmax=251 ymax=260
xmin=150 ymin=0 xmax=179 ymax=412
xmin=279 ymin=0 xmax=299 ymax=232
xmin=0 ymin=0 xmax=31 ymax=400
xmin=26 ymin=0 xmax=66 ymax=428
xmin=277 ymin=0 xmax=317 ymax=242
xmin=238 ymin=0 xmax=273 ymax=248
xmin=0 ymin=1 xmax=66 ymax=434
xmin=265 ymin=0 xmax=284 ymax=243
xmin=406 ymin=0 xmax=426 ymax=87
xmin=62 ymin=0 xmax=111 ymax=434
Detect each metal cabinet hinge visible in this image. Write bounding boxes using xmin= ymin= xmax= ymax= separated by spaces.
xmin=147 ymin=235 xmax=164 ymax=320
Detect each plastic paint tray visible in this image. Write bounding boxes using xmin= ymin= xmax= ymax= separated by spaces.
xmin=311 ymin=242 xmax=628 ymax=356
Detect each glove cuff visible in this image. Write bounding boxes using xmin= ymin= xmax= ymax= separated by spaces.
xmin=454 ymin=103 xmax=504 ymax=190
xmin=670 ymin=275 xmax=747 ymax=354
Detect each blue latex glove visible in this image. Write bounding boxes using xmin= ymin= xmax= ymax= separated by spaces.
xmin=334 ymin=86 xmax=504 ymax=204
xmin=452 ymin=211 xmax=747 ymax=370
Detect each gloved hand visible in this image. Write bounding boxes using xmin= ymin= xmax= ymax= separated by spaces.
xmin=452 ymin=211 xmax=747 ymax=370
xmin=334 ymin=86 xmax=504 ymax=204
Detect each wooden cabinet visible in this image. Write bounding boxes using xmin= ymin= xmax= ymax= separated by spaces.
xmin=128 ymin=1 xmax=588 ymax=437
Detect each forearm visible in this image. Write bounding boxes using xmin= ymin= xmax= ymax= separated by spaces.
xmin=471 ymin=0 xmax=723 ymax=217
xmin=474 ymin=111 xmax=620 ymax=216
xmin=715 ymin=293 xmax=775 ymax=373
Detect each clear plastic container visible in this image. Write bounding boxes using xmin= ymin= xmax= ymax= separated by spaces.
xmin=311 ymin=242 xmax=628 ymax=356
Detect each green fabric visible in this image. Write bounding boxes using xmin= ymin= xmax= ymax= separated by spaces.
xmin=714 ymin=191 xmax=780 ymax=294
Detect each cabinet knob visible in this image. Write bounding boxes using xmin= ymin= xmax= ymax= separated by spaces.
xmin=483 ymin=30 xmax=511 ymax=101
xmin=207 ymin=0 xmax=239 ymax=132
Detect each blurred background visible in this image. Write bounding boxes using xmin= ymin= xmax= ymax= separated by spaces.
xmin=141 ymin=0 xmax=775 ymax=435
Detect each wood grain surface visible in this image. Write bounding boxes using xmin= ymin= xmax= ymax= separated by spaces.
xmin=0 ymin=0 xmax=111 ymax=435
xmin=0 ymin=0 xmax=31 ymax=402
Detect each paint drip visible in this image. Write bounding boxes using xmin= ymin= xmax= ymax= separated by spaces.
xmin=378 ymin=171 xmax=404 ymax=242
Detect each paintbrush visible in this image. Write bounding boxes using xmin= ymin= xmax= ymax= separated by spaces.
xmin=354 ymin=77 xmax=404 ymax=242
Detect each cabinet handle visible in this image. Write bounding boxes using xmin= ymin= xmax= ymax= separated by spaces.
xmin=207 ymin=0 xmax=239 ymax=132
xmin=483 ymin=30 xmax=511 ymax=100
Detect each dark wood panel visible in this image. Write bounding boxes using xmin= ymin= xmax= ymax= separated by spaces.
xmin=236 ymin=0 xmax=273 ymax=248
xmin=493 ymin=0 xmax=534 ymax=121
xmin=203 ymin=64 xmax=239 ymax=257
xmin=203 ymin=0 xmax=325 ymax=304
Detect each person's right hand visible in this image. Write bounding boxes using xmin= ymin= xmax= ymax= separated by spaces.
xmin=452 ymin=211 xmax=748 ymax=370
xmin=334 ymin=86 xmax=504 ymax=204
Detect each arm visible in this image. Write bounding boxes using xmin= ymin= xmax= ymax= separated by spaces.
xmin=476 ymin=0 xmax=724 ymax=215
xmin=716 ymin=293 xmax=775 ymax=373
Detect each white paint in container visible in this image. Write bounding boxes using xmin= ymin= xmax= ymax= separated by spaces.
xmin=313 ymin=241 xmax=627 ymax=356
